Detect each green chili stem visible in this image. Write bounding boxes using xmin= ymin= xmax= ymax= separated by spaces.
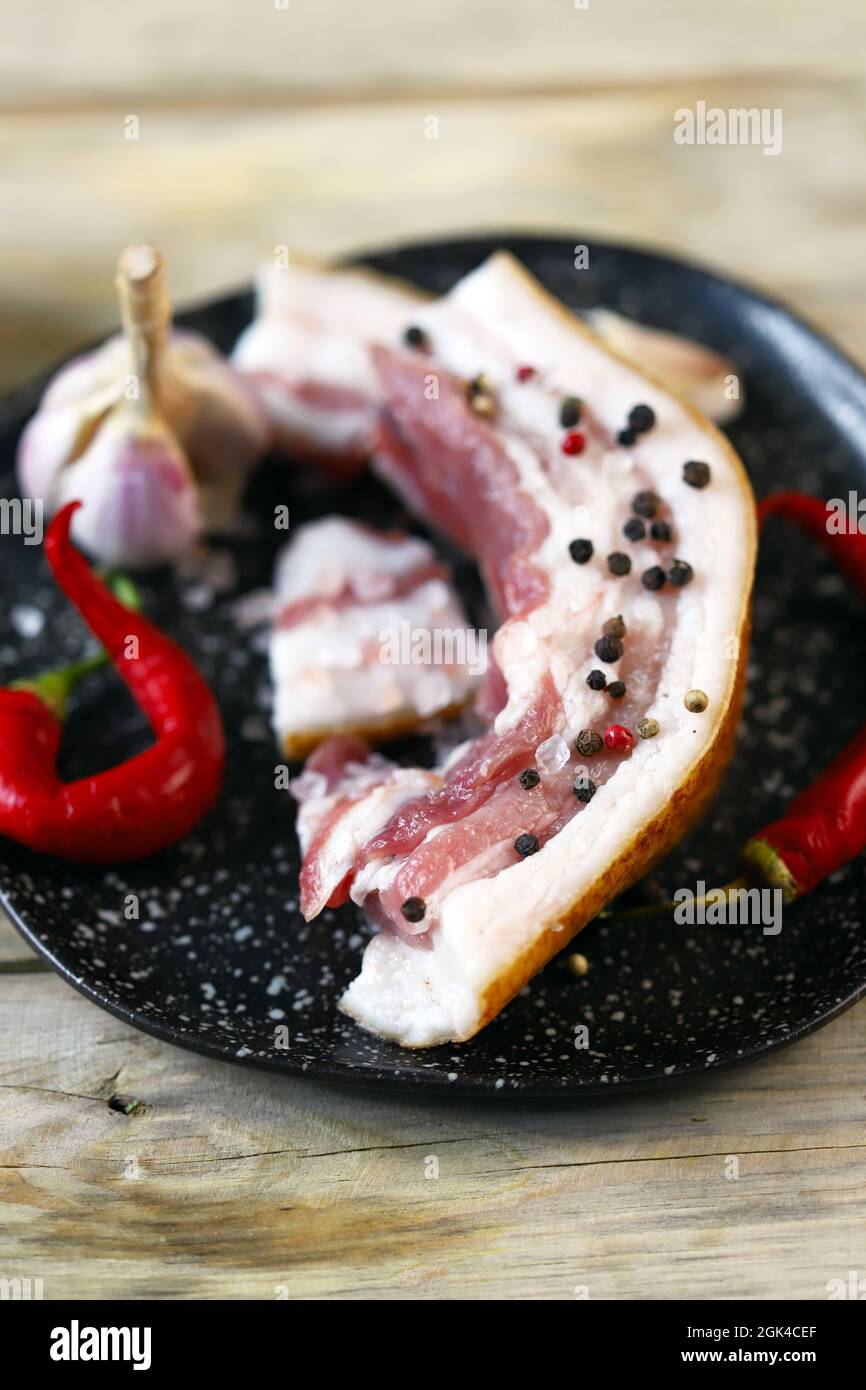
xmin=598 ymin=875 xmax=751 ymax=923
xmin=10 ymin=573 xmax=142 ymax=720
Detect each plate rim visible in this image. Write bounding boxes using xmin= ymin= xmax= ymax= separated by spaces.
xmin=5 ymin=883 xmax=865 ymax=1100
xmin=3 ymin=229 xmax=866 ymax=1100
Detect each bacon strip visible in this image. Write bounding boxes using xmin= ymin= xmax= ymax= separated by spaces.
xmin=293 ymin=745 xmax=440 ymax=920
xmin=231 ymin=260 xmax=426 ymax=475
xmin=271 ymin=516 xmax=480 ymax=758
xmin=373 ymin=357 xmax=551 ymax=619
xmin=288 ymin=252 xmax=755 ymax=1046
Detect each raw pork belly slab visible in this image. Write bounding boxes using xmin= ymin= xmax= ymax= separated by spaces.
xmin=587 ymin=310 xmax=743 ymax=425
xmin=232 ymin=259 xmax=742 ymax=482
xmin=295 ymin=253 xmax=756 ymax=1047
xmin=271 ymin=516 xmax=480 ymax=758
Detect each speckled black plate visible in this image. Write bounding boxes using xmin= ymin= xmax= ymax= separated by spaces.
xmin=2 ymin=234 xmax=866 ymax=1098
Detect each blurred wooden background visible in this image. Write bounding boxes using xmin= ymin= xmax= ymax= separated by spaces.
xmin=3 ymin=0 xmax=866 ymax=388
xmin=2 ymin=0 xmax=865 ymax=1301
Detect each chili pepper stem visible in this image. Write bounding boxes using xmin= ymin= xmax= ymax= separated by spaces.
xmin=9 ymin=573 xmax=141 ymax=721
xmin=107 ymin=573 xmax=141 ymax=610
xmin=739 ymin=836 xmax=801 ymax=903
xmin=599 ymin=875 xmax=753 ymax=923
xmin=12 ymin=651 xmax=108 ymax=721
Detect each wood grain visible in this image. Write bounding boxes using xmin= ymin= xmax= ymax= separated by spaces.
xmin=1 ymin=951 xmax=865 ymax=1300
xmin=2 ymin=77 xmax=866 ymax=389
xmin=1 ymin=0 xmax=865 ymax=1301
xmin=5 ymin=1 xmax=865 ymax=109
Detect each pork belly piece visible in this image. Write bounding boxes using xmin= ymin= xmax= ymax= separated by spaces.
xmin=296 ymin=253 xmax=756 ymax=1047
xmin=587 ymin=310 xmax=744 ymax=426
xmin=231 ymin=260 xmax=425 ymax=476
xmin=231 ymin=260 xmax=743 ymax=481
xmin=271 ymin=516 xmax=481 ymax=758
xmin=292 ymin=736 xmax=442 ymax=922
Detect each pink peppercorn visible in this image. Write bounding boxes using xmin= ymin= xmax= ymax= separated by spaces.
xmin=604 ymin=724 xmax=634 ymax=752
xmin=562 ymin=430 xmax=586 ymax=456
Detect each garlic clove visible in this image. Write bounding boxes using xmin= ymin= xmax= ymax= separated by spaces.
xmin=17 ymin=354 xmax=127 ymax=506
xmin=166 ymin=331 xmax=268 ymax=478
xmin=17 ymin=403 xmax=101 ymax=508
xmin=587 ymin=309 xmax=744 ymax=424
xmin=40 ymin=337 xmax=130 ymax=410
xmin=56 ymin=407 xmax=201 ymax=570
xmin=156 ymin=330 xmax=269 ymax=530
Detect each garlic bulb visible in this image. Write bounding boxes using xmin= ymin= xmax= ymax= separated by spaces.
xmin=17 ymin=244 xmax=268 ymax=568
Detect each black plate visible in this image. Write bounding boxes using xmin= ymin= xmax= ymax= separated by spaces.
xmin=2 ymin=234 xmax=866 ymax=1098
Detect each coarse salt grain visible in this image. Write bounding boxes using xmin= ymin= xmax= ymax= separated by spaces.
xmin=10 ymin=604 xmax=44 ymax=639
xmin=535 ymin=733 xmax=571 ymax=774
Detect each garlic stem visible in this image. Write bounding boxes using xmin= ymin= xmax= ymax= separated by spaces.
xmin=115 ymin=244 xmax=171 ymax=407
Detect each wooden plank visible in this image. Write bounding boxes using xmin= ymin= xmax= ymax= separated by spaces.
xmin=2 ymin=77 xmax=866 ymax=391
xmin=0 ymin=922 xmax=46 ymax=970
xmin=3 ymin=1 xmax=865 ymax=110
xmin=1 ymin=972 xmax=864 ymax=1298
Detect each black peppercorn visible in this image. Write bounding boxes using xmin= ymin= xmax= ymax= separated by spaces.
xmin=623 ymin=517 xmax=646 ymax=542
xmin=608 ymin=680 xmax=627 ymax=699
xmin=594 ymin=634 xmax=624 ymax=663
xmin=586 ymin=669 xmax=607 ymax=691
xmin=573 ymin=777 xmax=597 ymax=804
xmin=628 ymin=403 xmax=656 ymax=433
xmin=668 ymin=559 xmax=694 ymax=587
xmin=404 ymin=325 xmax=428 ymax=350
xmin=519 ymin=768 xmax=541 ymax=789
xmin=632 ymin=490 xmax=660 ymax=518
xmin=559 ymin=395 xmax=582 ymax=428
xmin=641 ymin=565 xmax=666 ymax=591
xmin=650 ymin=519 xmax=672 ymax=543
xmin=514 ymin=832 xmax=540 ymax=857
xmin=607 ymin=552 xmax=632 ymax=577
xmin=401 ymin=896 xmax=426 ymax=923
xmin=576 ymin=729 xmax=604 ymax=757
xmin=683 ymin=460 xmax=711 ymax=489
xmin=618 ymin=428 xmax=637 ymax=447
xmin=569 ymin=537 xmax=593 ymax=565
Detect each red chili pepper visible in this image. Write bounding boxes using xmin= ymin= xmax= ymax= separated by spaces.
xmin=759 ymin=490 xmax=866 ymax=594
xmin=0 ymin=501 xmax=225 ymax=862
xmin=739 ymin=491 xmax=866 ymax=899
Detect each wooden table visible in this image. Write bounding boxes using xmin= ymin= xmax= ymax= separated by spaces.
xmin=2 ymin=0 xmax=865 ymax=1300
